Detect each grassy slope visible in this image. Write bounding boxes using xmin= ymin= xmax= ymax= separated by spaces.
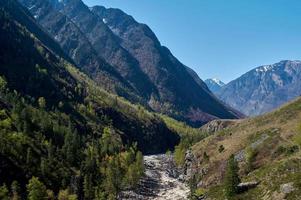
xmin=192 ymin=97 xmax=301 ymax=199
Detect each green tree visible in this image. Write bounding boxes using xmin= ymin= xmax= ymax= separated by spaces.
xmin=46 ymin=190 xmax=55 ymax=200
xmin=100 ymin=127 xmax=122 ymax=156
xmin=224 ymin=154 xmax=240 ymax=199
xmin=135 ymin=151 xmax=144 ymax=177
xmin=26 ymin=148 xmax=32 ymax=165
xmin=38 ymin=97 xmax=46 ymax=109
xmin=189 ymin=175 xmax=198 ymax=200
xmin=0 ymin=75 xmax=7 ymax=91
xmin=58 ymin=189 xmax=78 ymax=200
xmin=83 ymin=175 xmax=94 ymax=200
xmin=245 ymin=147 xmax=256 ymax=173
xmin=104 ymin=157 xmax=122 ymax=199
xmin=0 ymin=184 xmax=9 ymax=200
xmin=11 ymin=181 xmax=21 ymax=200
xmin=63 ymin=130 xmax=81 ymax=165
xmin=27 ymin=177 xmax=48 ymax=200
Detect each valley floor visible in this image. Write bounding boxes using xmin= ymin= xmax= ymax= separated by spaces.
xmin=120 ymin=154 xmax=189 ymax=200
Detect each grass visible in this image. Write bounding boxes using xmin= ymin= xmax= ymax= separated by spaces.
xmin=191 ymin=97 xmax=301 ymax=199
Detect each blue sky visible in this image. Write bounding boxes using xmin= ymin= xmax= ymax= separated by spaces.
xmin=83 ymin=0 xmax=301 ymax=83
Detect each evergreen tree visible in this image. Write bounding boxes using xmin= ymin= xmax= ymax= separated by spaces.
xmin=0 ymin=75 xmax=7 ymax=92
xmin=58 ymin=189 xmax=78 ymax=200
xmin=94 ymin=187 xmax=106 ymax=200
xmin=135 ymin=151 xmax=144 ymax=177
xmin=83 ymin=175 xmax=94 ymax=200
xmin=189 ymin=175 xmax=198 ymax=200
xmin=63 ymin=129 xmax=80 ymax=165
xmin=100 ymin=127 xmax=122 ymax=156
xmin=224 ymin=154 xmax=240 ymax=199
xmin=46 ymin=190 xmax=55 ymax=200
xmin=104 ymin=157 xmax=122 ymax=199
xmin=0 ymin=184 xmax=9 ymax=200
xmin=38 ymin=97 xmax=46 ymax=109
xmin=26 ymin=148 xmax=32 ymax=165
xmin=26 ymin=177 xmax=48 ymax=200
xmin=11 ymin=181 xmax=21 ymax=200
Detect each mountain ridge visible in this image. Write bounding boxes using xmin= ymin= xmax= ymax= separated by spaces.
xmin=19 ymin=0 xmax=240 ymax=126
xmin=216 ymin=60 xmax=301 ymax=116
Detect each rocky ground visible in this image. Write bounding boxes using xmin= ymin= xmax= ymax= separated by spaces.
xmin=119 ymin=154 xmax=190 ymax=200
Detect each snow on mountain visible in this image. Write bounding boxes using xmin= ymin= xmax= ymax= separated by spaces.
xmin=205 ymin=78 xmax=225 ymax=93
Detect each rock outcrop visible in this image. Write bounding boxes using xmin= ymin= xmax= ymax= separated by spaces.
xmin=200 ymin=119 xmax=239 ymax=134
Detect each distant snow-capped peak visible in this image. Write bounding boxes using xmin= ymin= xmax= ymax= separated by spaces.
xmin=209 ymin=78 xmax=225 ymax=87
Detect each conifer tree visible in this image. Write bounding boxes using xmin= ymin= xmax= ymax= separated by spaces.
xmin=83 ymin=175 xmax=94 ymax=200
xmin=11 ymin=181 xmax=21 ymax=200
xmin=0 ymin=184 xmax=9 ymax=200
xmin=26 ymin=177 xmax=48 ymax=200
xmin=38 ymin=97 xmax=46 ymax=109
xmin=224 ymin=154 xmax=240 ymax=199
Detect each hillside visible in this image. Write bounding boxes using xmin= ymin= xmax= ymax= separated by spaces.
xmin=19 ymin=0 xmax=240 ymax=126
xmin=0 ymin=0 xmax=206 ymax=198
xmin=189 ymin=96 xmax=301 ymax=199
xmin=217 ymin=60 xmax=301 ymax=116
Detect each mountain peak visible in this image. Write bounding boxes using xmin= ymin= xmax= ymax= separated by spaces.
xmin=205 ymin=78 xmax=225 ymax=93
xmin=211 ymin=78 xmax=225 ymax=86
xmin=217 ymin=60 xmax=301 ymax=116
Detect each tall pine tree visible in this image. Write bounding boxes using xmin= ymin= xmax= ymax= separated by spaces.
xmin=26 ymin=177 xmax=48 ymax=200
xmin=224 ymin=154 xmax=240 ymax=199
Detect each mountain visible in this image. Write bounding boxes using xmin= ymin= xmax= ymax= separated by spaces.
xmin=0 ymin=0 xmax=209 ymax=198
xmin=188 ymin=96 xmax=301 ymax=199
xmin=217 ymin=60 xmax=301 ymax=116
xmin=205 ymin=78 xmax=225 ymax=93
xmin=18 ymin=0 xmax=240 ymax=126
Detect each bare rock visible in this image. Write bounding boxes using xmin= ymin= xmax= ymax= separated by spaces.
xmin=280 ymin=182 xmax=295 ymax=194
xmin=238 ymin=181 xmax=259 ymax=192
xmin=200 ymin=119 xmax=238 ymax=134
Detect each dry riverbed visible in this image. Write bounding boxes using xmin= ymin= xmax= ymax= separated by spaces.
xmin=119 ymin=154 xmax=189 ymax=200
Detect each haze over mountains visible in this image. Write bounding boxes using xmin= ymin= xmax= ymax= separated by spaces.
xmin=19 ymin=0 xmax=240 ymax=126
xmin=211 ymin=60 xmax=301 ymax=116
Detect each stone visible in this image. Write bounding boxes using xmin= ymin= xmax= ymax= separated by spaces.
xmin=237 ymin=181 xmax=259 ymax=192
xmin=280 ymin=182 xmax=295 ymax=194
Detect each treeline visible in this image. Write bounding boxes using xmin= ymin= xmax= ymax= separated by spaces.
xmin=0 ymin=81 xmax=144 ymax=200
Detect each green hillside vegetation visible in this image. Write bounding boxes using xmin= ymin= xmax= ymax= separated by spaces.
xmin=0 ymin=1 xmax=206 ymax=199
xmin=191 ymin=97 xmax=301 ymax=199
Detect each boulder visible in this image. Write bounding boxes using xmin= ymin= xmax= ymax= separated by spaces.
xmin=280 ymin=182 xmax=295 ymax=194
xmin=238 ymin=181 xmax=259 ymax=192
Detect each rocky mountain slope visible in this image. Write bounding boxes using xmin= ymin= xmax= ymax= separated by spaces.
xmin=205 ymin=78 xmax=225 ymax=93
xmin=217 ymin=60 xmax=301 ymax=116
xmin=19 ymin=0 xmax=240 ymax=126
xmin=1 ymin=0 xmax=182 ymax=155
xmin=0 ymin=1 xmax=208 ymax=198
xmin=188 ymin=96 xmax=301 ymax=199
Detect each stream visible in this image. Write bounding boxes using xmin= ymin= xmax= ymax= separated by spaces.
xmin=119 ymin=154 xmax=190 ymax=200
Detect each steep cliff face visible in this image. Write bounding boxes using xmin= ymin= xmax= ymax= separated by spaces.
xmin=19 ymin=0 xmax=240 ymax=125
xmin=217 ymin=60 xmax=301 ymax=116
xmin=18 ymin=0 xmax=153 ymax=102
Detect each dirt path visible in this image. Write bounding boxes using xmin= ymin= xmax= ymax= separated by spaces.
xmin=120 ymin=154 xmax=189 ymax=200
